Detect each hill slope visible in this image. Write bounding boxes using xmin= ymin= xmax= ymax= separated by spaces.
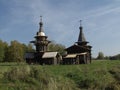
xmin=0 ymin=60 xmax=120 ymax=90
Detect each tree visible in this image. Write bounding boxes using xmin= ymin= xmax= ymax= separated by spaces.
xmin=4 ymin=40 xmax=24 ymax=62
xmin=0 ymin=40 xmax=8 ymax=62
xmin=104 ymin=56 xmax=109 ymax=60
xmin=26 ymin=43 xmax=35 ymax=52
xmin=22 ymin=43 xmax=35 ymax=54
xmin=0 ymin=39 xmax=35 ymax=62
xmin=109 ymin=54 xmax=120 ymax=60
xmin=48 ymin=41 xmax=66 ymax=55
xmin=97 ymin=52 xmax=104 ymax=60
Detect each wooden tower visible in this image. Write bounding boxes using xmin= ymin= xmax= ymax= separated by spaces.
xmin=30 ymin=16 xmax=51 ymax=64
xmin=26 ymin=16 xmax=62 ymax=65
xmin=31 ymin=16 xmax=51 ymax=52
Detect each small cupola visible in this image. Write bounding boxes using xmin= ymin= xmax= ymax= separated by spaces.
xmin=37 ymin=16 xmax=46 ymax=36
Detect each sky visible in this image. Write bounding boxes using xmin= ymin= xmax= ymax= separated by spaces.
xmin=0 ymin=0 xmax=120 ymax=57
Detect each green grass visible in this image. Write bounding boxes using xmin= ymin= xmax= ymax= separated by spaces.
xmin=0 ymin=60 xmax=120 ymax=90
xmin=0 ymin=62 xmax=27 ymax=78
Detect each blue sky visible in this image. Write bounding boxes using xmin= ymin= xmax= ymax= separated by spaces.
xmin=0 ymin=0 xmax=120 ymax=57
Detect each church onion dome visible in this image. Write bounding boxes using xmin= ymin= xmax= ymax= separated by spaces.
xmin=37 ymin=31 xmax=45 ymax=36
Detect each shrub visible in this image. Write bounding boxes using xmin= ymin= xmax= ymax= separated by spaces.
xmin=4 ymin=66 xmax=30 ymax=81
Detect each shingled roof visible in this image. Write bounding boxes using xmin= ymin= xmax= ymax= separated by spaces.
xmin=42 ymin=52 xmax=58 ymax=58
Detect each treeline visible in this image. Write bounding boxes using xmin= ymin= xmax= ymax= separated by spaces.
xmin=0 ymin=40 xmax=65 ymax=62
xmin=109 ymin=54 xmax=120 ymax=60
xmin=96 ymin=52 xmax=120 ymax=60
xmin=0 ymin=40 xmax=34 ymax=62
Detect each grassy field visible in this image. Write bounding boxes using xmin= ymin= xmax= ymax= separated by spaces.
xmin=0 ymin=60 xmax=120 ymax=90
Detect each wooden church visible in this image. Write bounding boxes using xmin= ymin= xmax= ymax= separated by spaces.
xmin=25 ymin=17 xmax=92 ymax=65
xmin=25 ymin=16 xmax=62 ymax=65
xmin=63 ymin=20 xmax=92 ymax=64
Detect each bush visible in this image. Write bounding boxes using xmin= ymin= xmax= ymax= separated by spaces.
xmin=4 ymin=66 xmax=30 ymax=81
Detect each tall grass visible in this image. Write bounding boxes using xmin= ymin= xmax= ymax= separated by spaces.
xmin=0 ymin=60 xmax=120 ymax=90
xmin=1 ymin=65 xmax=78 ymax=90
